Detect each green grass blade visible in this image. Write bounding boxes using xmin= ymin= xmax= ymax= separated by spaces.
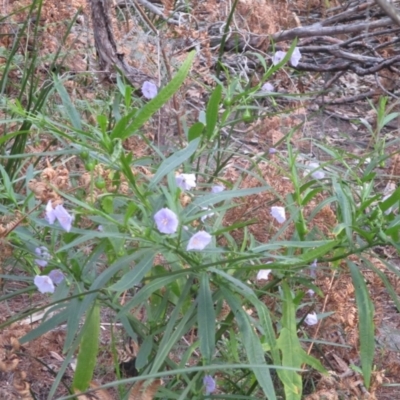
xmin=72 ymin=303 xmax=101 ymax=392
xmin=198 ymin=272 xmax=215 ymax=364
xmin=348 ymin=260 xmax=375 ymax=388
xmin=206 ymin=84 xmax=222 ymax=139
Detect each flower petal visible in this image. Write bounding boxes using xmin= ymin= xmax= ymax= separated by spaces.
xmin=34 ymin=275 xmax=55 ymax=294
xmin=261 ymin=82 xmax=274 ymax=92
xmin=176 ymin=173 xmax=196 ymax=191
xmin=272 ymin=50 xmax=287 ymax=65
xmin=257 ymin=269 xmax=271 ymax=280
xmin=45 ymin=201 xmax=57 ymax=224
xmin=203 ymin=375 xmax=216 ymax=395
xmin=211 ymin=185 xmax=225 ymax=194
xmin=290 ymin=47 xmax=302 ymax=67
xmin=54 ymin=205 xmax=73 ymax=232
xmin=187 ymin=231 xmax=212 ymax=251
xmin=141 ymin=81 xmax=158 ymax=99
xmin=304 ymin=312 xmax=318 ymax=326
xmin=154 ymin=208 xmax=179 ymax=234
xmin=270 ymin=206 xmax=286 ymax=224
xmin=308 ymin=162 xmax=325 ymax=180
xmin=49 ymin=269 xmax=65 ymax=285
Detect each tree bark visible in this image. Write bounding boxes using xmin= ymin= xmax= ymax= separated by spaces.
xmin=88 ymin=0 xmax=155 ymax=89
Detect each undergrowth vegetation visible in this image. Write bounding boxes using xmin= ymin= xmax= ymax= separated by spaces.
xmin=1 ymin=0 xmax=400 ymax=399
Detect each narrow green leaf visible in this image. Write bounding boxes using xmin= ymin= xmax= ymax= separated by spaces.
xmin=72 ymin=303 xmax=100 ymax=392
xmin=54 ymin=75 xmax=82 ymax=130
xmin=135 ymin=335 xmax=153 ymax=369
xmin=223 ymin=288 xmax=276 ymax=399
xmin=348 ymin=260 xmax=375 ymax=388
xmin=206 ymin=84 xmax=222 ymax=138
xmin=149 ymin=138 xmax=200 ymax=188
xmin=198 ymin=272 xmax=215 ymax=363
xmin=111 ymin=51 xmax=196 ymax=140
xmin=110 ymin=255 xmax=155 ymax=292
xmin=188 ymin=121 xmax=205 ymax=142
xmin=333 ymin=179 xmax=353 ymax=241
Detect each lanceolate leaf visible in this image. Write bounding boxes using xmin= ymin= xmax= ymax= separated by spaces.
xmin=198 ymin=272 xmax=215 ymax=364
xmin=348 ymin=260 xmax=375 ymax=388
xmin=72 ymin=303 xmax=100 ymax=392
xmin=206 ymin=84 xmax=222 ymax=139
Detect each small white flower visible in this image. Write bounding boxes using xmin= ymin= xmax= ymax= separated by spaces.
xmin=176 ymin=173 xmax=196 ymax=191
xmin=290 ymin=47 xmax=302 ymax=67
xmin=308 ymin=162 xmax=325 ymax=180
xmin=211 ymin=185 xmax=225 ymax=194
xmin=34 ymin=275 xmax=55 ymax=294
xmin=304 ymin=312 xmax=318 ymax=326
xmin=187 ymin=231 xmax=212 ymax=251
xmin=261 ymin=82 xmax=274 ymax=92
xmin=270 ymin=206 xmax=286 ymax=224
xmin=257 ymin=269 xmax=271 ymax=280
xmin=272 ymin=50 xmax=286 ymax=65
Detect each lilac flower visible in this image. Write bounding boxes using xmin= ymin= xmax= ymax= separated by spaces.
xmin=307 ymin=289 xmax=315 ymax=296
xmin=290 ymin=47 xmax=302 ymax=66
xmin=269 ymin=148 xmax=277 ymax=154
xmin=257 ymin=269 xmax=271 ymax=280
xmin=310 ymin=259 xmax=317 ymax=278
xmin=304 ymin=312 xmax=318 ymax=326
xmin=308 ymin=162 xmax=325 ymax=180
xmin=154 ymin=208 xmax=179 ymax=234
xmin=141 ymin=81 xmax=158 ymax=99
xmin=176 ymin=173 xmax=196 ymax=191
xmin=270 ymin=206 xmax=286 ymax=224
xmin=45 ymin=201 xmax=73 ymax=232
xmin=34 ymin=275 xmax=55 ymax=294
xmin=261 ymin=82 xmax=274 ymax=92
xmin=272 ymin=50 xmax=287 ymax=65
xmin=45 ymin=201 xmax=57 ymax=224
xmin=211 ymin=185 xmax=225 ymax=194
xmin=272 ymin=47 xmax=302 ymax=67
xmin=97 ymin=225 xmax=104 ymax=232
xmin=48 ymin=269 xmax=65 ymax=285
xmin=34 ymin=246 xmax=51 ymax=268
xmin=203 ymin=375 xmax=216 ymax=395
xmin=187 ymin=231 xmax=212 ymax=251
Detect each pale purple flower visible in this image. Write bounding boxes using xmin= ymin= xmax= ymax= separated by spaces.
xmin=307 ymin=289 xmax=315 ymax=296
xmin=272 ymin=50 xmax=286 ymax=65
xmin=34 ymin=275 xmax=55 ymax=294
xmin=270 ymin=206 xmax=286 ymax=224
xmin=154 ymin=208 xmax=179 ymax=234
xmin=141 ymin=81 xmax=158 ymax=99
xmin=304 ymin=312 xmax=318 ymax=326
xmin=211 ymin=185 xmax=225 ymax=194
xmin=45 ymin=201 xmax=73 ymax=232
xmin=310 ymin=259 xmax=317 ymax=278
xmin=187 ymin=231 xmax=212 ymax=251
xmin=34 ymin=246 xmax=51 ymax=268
xmin=257 ymin=269 xmax=271 ymax=280
xmin=97 ymin=225 xmax=104 ymax=232
xmin=261 ymin=82 xmax=274 ymax=92
xmin=269 ymin=148 xmax=277 ymax=154
xmin=272 ymin=47 xmax=302 ymax=67
xmin=308 ymin=162 xmax=325 ymax=180
xmin=48 ymin=269 xmax=65 ymax=285
xmin=290 ymin=47 xmax=302 ymax=66
xmin=45 ymin=201 xmax=57 ymax=224
xmin=203 ymin=375 xmax=216 ymax=395
xmin=176 ymin=173 xmax=196 ymax=191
